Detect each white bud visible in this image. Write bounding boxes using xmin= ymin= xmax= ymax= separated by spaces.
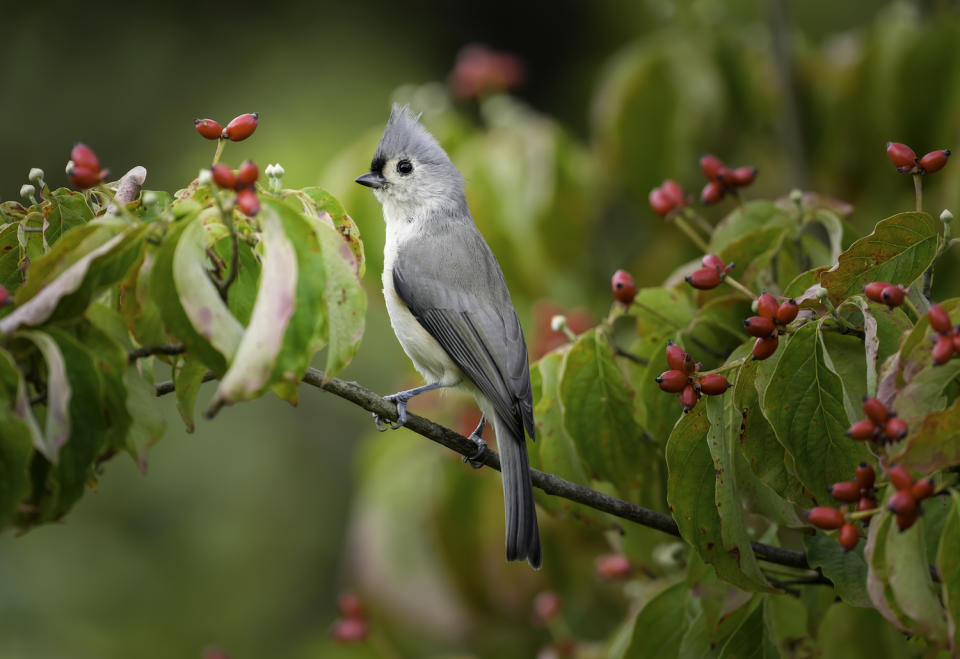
xmin=198 ymin=169 xmax=212 ymax=185
xmin=265 ymin=164 xmax=276 ymax=177
xmin=20 ymin=184 xmax=36 ymax=201
xmin=142 ymin=191 xmax=159 ymax=206
xmin=751 ymin=299 xmax=759 ymax=314
xmin=789 ymin=188 xmax=803 ymax=205
xmin=814 ymin=285 xmax=829 ymax=300
xmin=941 ymin=209 xmax=954 ymax=224
xmin=273 ymin=162 xmax=285 ymax=177
xmin=65 ymin=160 xmax=75 ymax=175
xmin=28 ymin=167 xmax=45 ymax=186
xmin=550 ymin=314 xmax=568 ymax=333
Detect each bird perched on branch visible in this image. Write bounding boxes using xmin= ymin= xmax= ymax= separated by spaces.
xmin=355 ymin=105 xmax=541 ymax=568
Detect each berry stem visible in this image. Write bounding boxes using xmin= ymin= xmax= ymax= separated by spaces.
xmin=724 ymin=275 xmax=758 ymax=301
xmin=683 ymin=207 xmax=714 ymax=236
xmin=913 ymin=173 xmax=923 ymax=213
xmin=672 ymin=216 xmax=710 ymax=253
xmin=847 ymin=507 xmax=881 ymax=521
xmin=702 ymin=357 xmax=747 ymax=375
xmin=820 ymin=294 xmax=860 ymax=334
xmin=211 ymin=138 xmax=226 ymax=167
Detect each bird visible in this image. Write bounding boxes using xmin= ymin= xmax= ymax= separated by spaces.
xmin=355 ymin=104 xmax=541 ymax=568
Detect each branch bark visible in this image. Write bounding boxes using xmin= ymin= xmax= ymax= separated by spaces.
xmin=154 ymin=366 xmax=819 ymax=576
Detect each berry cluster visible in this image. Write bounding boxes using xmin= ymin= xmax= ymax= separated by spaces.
xmin=329 ymin=592 xmax=369 ymax=644
xmin=806 ymin=463 xmax=876 ymax=552
xmin=648 ymin=180 xmax=689 ymax=217
xmin=846 ymin=397 xmax=907 ymax=445
xmin=862 ymin=281 xmax=907 ymax=308
xmin=928 ymin=303 xmax=960 ymax=365
xmin=210 ymin=161 xmax=261 ymax=216
xmin=699 ymin=154 xmax=757 ymax=205
xmin=656 ymin=342 xmax=730 ymax=413
xmin=194 ymin=113 xmax=260 ymax=142
xmin=886 ymin=464 xmax=935 ymax=531
xmin=611 ymin=269 xmax=637 ymax=306
xmin=886 ymin=142 xmax=950 ymax=175
xmin=66 ymin=143 xmax=108 ymax=190
xmin=685 ymin=254 xmax=734 ymax=290
xmin=745 ymin=293 xmax=797 ymax=360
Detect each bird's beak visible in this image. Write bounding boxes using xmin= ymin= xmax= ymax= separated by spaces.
xmin=354 ymin=172 xmax=387 ymax=189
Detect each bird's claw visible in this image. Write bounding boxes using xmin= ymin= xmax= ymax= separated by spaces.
xmin=463 ymin=437 xmax=487 ymax=469
xmin=384 ymin=393 xmax=408 ymax=428
xmin=373 ymin=412 xmax=389 ymax=432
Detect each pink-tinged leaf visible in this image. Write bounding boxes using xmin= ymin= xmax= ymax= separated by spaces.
xmin=938 ymin=492 xmax=960 ymax=653
xmin=891 ymin=396 xmax=960 ymax=473
xmin=213 ymin=207 xmax=298 ymax=408
xmin=13 ymin=330 xmax=70 ymax=462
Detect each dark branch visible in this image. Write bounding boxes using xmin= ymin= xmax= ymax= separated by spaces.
xmin=128 ymin=344 xmax=186 ymax=363
xmin=613 ymin=346 xmax=649 ymax=366
xmin=216 ymin=229 xmax=240 ymax=303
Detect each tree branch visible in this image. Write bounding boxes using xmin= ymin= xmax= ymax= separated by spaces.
xmin=128 ymin=343 xmax=186 ymax=362
xmin=154 ymin=366 xmax=820 ymax=577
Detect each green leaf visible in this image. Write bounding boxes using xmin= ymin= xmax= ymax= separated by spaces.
xmin=124 ymin=364 xmax=166 ymax=473
xmin=213 ymin=205 xmax=299 ymax=408
xmin=762 ymin=593 xmax=817 ymax=658
xmin=298 ymin=187 xmax=365 ymax=278
xmin=559 ymin=329 xmax=650 ymax=495
xmin=891 ymin=395 xmax=960 ymax=473
xmin=709 ymin=200 xmax=794 ymax=254
xmin=666 ymin=404 xmax=769 ymax=591
xmin=72 ymin=318 xmax=132 ymax=453
xmin=624 ymin=582 xmax=689 ymax=658
xmin=760 ymin=323 xmax=871 ymax=500
xmin=42 ymin=187 xmax=94 ymax=245
xmin=119 ymin=249 xmax=168 ymax=348
xmin=820 ymin=328 xmax=867 ymax=423
xmin=715 ymin=225 xmax=787 ymax=291
xmin=173 ymin=357 xmax=207 ymax=433
xmin=878 ymin=297 xmax=960 ymax=397
xmin=803 ymin=530 xmax=870 ymax=607
xmin=820 ymin=211 xmax=939 ymax=305
xmin=13 ymin=329 xmax=71 ymax=462
xmin=0 ymin=403 xmax=33 ymax=528
xmin=815 ymin=601 xmax=919 ymax=658
xmin=938 ymin=491 xmax=960 ymax=653
xmin=891 ymin=359 xmax=960 ymax=421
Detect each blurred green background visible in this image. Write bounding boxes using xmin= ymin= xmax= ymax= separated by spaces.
xmin=3 ymin=0 xmax=960 ymax=657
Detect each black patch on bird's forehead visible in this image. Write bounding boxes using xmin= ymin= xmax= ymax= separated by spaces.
xmin=370 ymin=156 xmax=386 ymax=175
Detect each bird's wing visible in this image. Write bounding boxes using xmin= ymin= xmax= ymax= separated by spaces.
xmin=392 ymin=225 xmax=535 ymax=440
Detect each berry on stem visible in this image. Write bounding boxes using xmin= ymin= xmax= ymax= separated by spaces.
xmin=855 ymin=463 xmax=875 ymax=490
xmin=700 ymin=181 xmax=725 ymax=205
xmin=71 ymin=143 xmax=100 ymax=171
xmin=896 ymin=508 xmax=919 ymax=531
xmin=862 ymin=281 xmax=890 ymax=303
xmin=838 ymin=523 xmax=859 ymax=551
xmin=679 ymin=384 xmax=700 ymax=412
xmin=236 ymin=188 xmax=260 ymax=216
xmin=238 ymin=160 xmax=259 ymax=187
xmin=195 ymin=118 xmax=223 ymax=140
xmin=933 ymin=335 xmax=955 ymax=366
xmin=656 ymin=370 xmax=689 ymax=393
xmin=752 ymin=335 xmax=779 ymax=360
xmin=885 ymin=417 xmax=908 ymax=441
xmin=698 ymin=373 xmax=730 ymax=395
xmin=829 ymin=481 xmax=861 ymax=503
xmin=700 ymin=154 xmax=724 ymax=182
xmin=887 ymin=490 xmax=917 ymax=516
xmin=846 ymin=419 xmax=878 ymax=441
xmin=886 ymin=142 xmax=917 ymax=173
xmin=912 ymin=478 xmax=935 ymax=501
xmin=686 ymin=267 xmax=723 ymax=290
xmin=757 ymin=293 xmax=779 ymax=319
xmin=211 ymin=164 xmax=237 ymax=190
xmin=806 ymin=506 xmax=845 ymax=530
xmin=611 ymin=270 xmax=637 ymax=306
xmin=223 ymin=112 xmax=259 ymax=141
xmin=775 ymin=299 xmax=798 ymax=325
xmin=887 ymin=464 xmax=913 ymax=491
xmin=880 ymin=284 xmax=906 ymax=308
xmin=929 ymin=304 xmax=952 ymax=334
xmin=665 ymin=342 xmax=689 ymax=371
xmin=918 ymin=149 xmax=950 ymax=174
xmin=649 ymin=187 xmax=674 ymax=217
xmin=744 ymin=316 xmax=776 ymax=338
xmin=728 ymin=166 xmax=757 ymax=187
xmin=862 ymin=397 xmax=888 ymax=424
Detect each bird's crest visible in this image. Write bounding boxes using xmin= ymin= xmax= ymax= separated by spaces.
xmin=374 ymin=104 xmax=449 ymax=168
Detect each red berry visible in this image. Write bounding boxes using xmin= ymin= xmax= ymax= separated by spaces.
xmin=656 ymin=369 xmax=689 ymax=394
xmin=887 ymin=464 xmax=914 ymax=491
xmin=929 ymin=304 xmax=952 ymax=334
xmin=887 ymin=490 xmax=917 ymax=516
xmin=855 ymin=462 xmax=875 ymax=490
xmin=886 ymin=142 xmax=917 ymax=172
xmin=744 ymin=316 xmax=776 ymax=338
xmin=752 ymin=335 xmax=779 ymax=360
xmin=953 ymin=334 xmax=960 ymax=354
xmin=611 ymin=269 xmax=637 ymax=306
xmin=862 ymin=397 xmax=888 ymax=424
xmin=806 ymin=506 xmax=844 ymax=530
xmin=0 ymin=286 xmax=9 ymax=306
xmin=236 ymin=188 xmax=260 ymax=216
xmin=329 ymin=617 xmax=368 ymax=643
xmin=649 ymin=187 xmax=674 ymax=217
xmin=71 ymin=143 xmax=100 ymax=171
xmin=698 ymin=373 xmax=730 ymax=396
xmin=701 ymin=254 xmax=725 ymax=271
xmin=862 ymin=281 xmax=890 ymax=303
xmin=68 ymin=165 xmax=106 ymax=189
xmin=933 ymin=334 xmax=955 ymax=365
xmin=595 ymin=553 xmax=632 ymax=579
xmin=756 ymin=293 xmax=779 ymax=319
xmin=912 ymin=478 xmax=935 ymax=501
xmin=699 ymin=154 xmax=724 ymax=182
xmin=211 ymin=164 xmax=237 ymax=190
xmin=775 ymin=299 xmax=798 ymax=325
xmin=661 ymin=180 xmax=685 ymax=206
xmin=665 ymin=342 xmax=689 ymax=371
xmin=896 ymin=508 xmax=919 ymax=531
xmin=838 ymin=523 xmax=859 ymax=551
xmin=686 ymin=267 xmax=723 ymax=290
xmin=224 ymin=112 xmax=259 ymax=141
xmin=857 ymin=496 xmax=877 ymax=513
xmin=194 ymin=118 xmax=223 ymax=140
xmin=237 ymin=160 xmax=259 ymax=187
xmin=846 ymin=419 xmax=878 ymax=441
xmin=337 ymin=593 xmax=365 ymax=620
xmin=728 ymin=166 xmax=757 ymax=187
xmin=881 ymin=285 xmax=906 ymax=308
xmin=533 ymin=591 xmax=562 ymax=623
xmin=828 ymin=481 xmax=861 ymax=503
xmin=679 ymin=383 xmax=700 ymax=413
xmin=700 ymin=181 xmax=725 ymax=205
xmin=918 ymin=149 xmax=950 ymax=174
xmin=884 ymin=417 xmax=908 ymax=441
xmin=715 ymin=166 xmax=735 ymax=186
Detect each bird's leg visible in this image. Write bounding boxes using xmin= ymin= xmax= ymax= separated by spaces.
xmin=374 ymin=381 xmax=446 ymax=430
xmin=462 ymin=415 xmax=487 ymax=469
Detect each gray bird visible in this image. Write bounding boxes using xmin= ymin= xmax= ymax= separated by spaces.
xmin=355 ymin=105 xmax=541 ymax=568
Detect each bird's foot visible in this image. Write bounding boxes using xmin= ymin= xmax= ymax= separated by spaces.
xmin=384 ymin=392 xmax=410 ymax=429
xmin=462 ymin=415 xmax=487 ymax=469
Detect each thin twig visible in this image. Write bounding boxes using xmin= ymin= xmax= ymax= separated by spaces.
xmin=613 ymin=346 xmax=648 ymax=366
xmin=128 ymin=344 xmax=186 ymax=363
xmin=218 ymin=228 xmax=240 ymax=302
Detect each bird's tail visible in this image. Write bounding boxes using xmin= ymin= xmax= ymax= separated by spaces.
xmin=494 ymin=414 xmax=541 ymax=568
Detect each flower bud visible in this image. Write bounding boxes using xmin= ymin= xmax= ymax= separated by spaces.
xmin=941 ymin=209 xmax=954 ymax=224
xmin=28 ymin=167 xmax=45 ymax=186
xmin=198 ymin=169 xmax=212 ymax=185
xmin=20 ymin=184 xmax=36 ymax=201
xmin=814 ymin=286 xmax=829 ymax=300
xmin=550 ymin=314 xmax=568 ymax=333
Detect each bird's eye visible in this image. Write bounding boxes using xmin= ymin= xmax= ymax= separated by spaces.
xmin=397 ymin=159 xmax=413 ymax=175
